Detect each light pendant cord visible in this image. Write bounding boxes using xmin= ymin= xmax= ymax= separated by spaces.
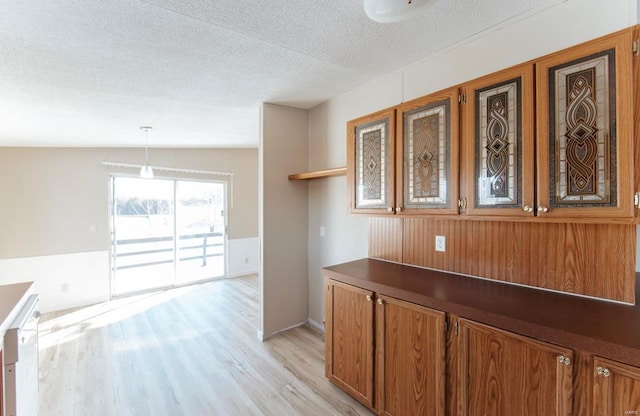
xmin=139 ymin=126 xmax=154 ymax=179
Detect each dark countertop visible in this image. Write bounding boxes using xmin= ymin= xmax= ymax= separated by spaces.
xmin=0 ymin=281 xmax=34 ymax=349
xmin=323 ymin=258 xmax=640 ymax=367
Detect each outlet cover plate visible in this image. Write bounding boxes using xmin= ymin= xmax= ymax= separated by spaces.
xmin=435 ymin=235 xmax=446 ymax=252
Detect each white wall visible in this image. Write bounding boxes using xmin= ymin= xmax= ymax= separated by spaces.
xmin=260 ymin=104 xmax=310 ymax=339
xmin=0 ymin=147 xmax=259 ymax=312
xmin=307 ymin=0 xmax=639 ymax=326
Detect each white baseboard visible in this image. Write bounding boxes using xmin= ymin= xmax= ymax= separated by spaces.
xmin=260 ymin=320 xmax=307 ymax=341
xmin=227 ymin=269 xmax=259 ymax=279
xmin=307 ymin=318 xmax=325 ymax=334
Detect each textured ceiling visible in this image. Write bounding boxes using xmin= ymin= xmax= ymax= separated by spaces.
xmin=0 ymin=0 xmax=557 ymax=147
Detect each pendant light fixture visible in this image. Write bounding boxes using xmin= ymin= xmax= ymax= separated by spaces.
xmin=364 ymin=0 xmax=436 ymax=23
xmin=139 ymin=126 xmax=154 ymax=179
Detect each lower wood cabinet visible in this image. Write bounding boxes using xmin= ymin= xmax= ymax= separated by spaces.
xmin=457 ymin=318 xmax=573 ymax=416
xmin=325 ymin=280 xmax=446 ymax=414
xmin=325 ymin=279 xmax=640 ymax=416
xmin=375 ymin=295 xmax=446 ymax=416
xmin=324 ymin=280 xmax=375 ymax=408
xmin=593 ymin=356 xmax=640 ymax=416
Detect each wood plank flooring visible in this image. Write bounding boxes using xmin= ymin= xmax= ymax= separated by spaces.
xmin=38 ymin=275 xmax=371 ymax=416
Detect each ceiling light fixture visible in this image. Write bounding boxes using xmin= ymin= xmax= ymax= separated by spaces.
xmin=364 ymin=0 xmax=436 ymax=23
xmin=139 ymin=126 xmax=154 ymax=179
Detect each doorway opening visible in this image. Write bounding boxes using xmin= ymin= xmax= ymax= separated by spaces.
xmin=110 ymin=176 xmax=227 ymax=297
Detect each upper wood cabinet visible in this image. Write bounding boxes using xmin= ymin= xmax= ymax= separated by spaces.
xmin=535 ymin=29 xmax=636 ymax=220
xmin=347 ymin=108 xmax=396 ymax=215
xmin=324 ymin=279 xmax=375 ymax=408
xmin=396 ymin=87 xmax=460 ymax=215
xmin=458 ymin=318 xmax=574 ymax=416
xmin=375 ymin=294 xmax=446 ymax=416
xmin=462 ymin=63 xmax=535 ymax=217
xmin=593 ymin=356 xmax=640 ymax=416
xmin=347 ymin=26 xmax=638 ymax=223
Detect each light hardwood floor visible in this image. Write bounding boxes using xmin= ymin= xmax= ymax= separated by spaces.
xmin=38 ymin=275 xmax=372 ymax=416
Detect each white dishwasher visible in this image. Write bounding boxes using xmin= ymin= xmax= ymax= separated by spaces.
xmin=4 ymin=294 xmax=40 ymax=416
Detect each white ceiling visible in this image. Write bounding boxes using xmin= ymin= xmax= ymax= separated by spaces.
xmin=0 ymin=0 xmax=555 ymax=147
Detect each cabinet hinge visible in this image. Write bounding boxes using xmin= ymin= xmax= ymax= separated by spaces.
xmin=635 ymin=192 xmax=640 ymax=208
xmin=633 ymin=39 xmax=639 ymax=57
xmin=454 ymin=321 xmax=459 ymax=336
xmin=458 ymin=93 xmax=467 ymax=104
xmin=444 ymin=319 xmax=449 ymax=333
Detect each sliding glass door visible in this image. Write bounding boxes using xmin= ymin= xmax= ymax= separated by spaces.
xmin=176 ymin=181 xmax=226 ymax=285
xmin=110 ymin=176 xmax=227 ymax=297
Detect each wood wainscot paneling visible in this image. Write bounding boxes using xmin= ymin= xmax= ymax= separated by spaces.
xmin=368 ymin=217 xmax=403 ymax=263
xmin=369 ymin=218 xmax=635 ymax=303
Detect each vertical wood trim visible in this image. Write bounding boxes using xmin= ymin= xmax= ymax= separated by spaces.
xmin=573 ymin=352 xmax=594 ymax=416
xmin=324 ymin=278 xmax=333 ymax=379
xmin=394 ymin=218 xmax=635 ymax=303
xmin=374 ymin=295 xmax=385 ymax=415
xmin=445 ymin=315 xmax=460 ymax=416
xmin=634 ymin=25 xmax=640 ymax=222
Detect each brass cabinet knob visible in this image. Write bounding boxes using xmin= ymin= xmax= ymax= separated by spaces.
xmin=395 ymin=207 xmax=402 ymax=212
xmin=538 ymin=206 xmax=549 ymax=213
xmin=557 ymin=355 xmax=571 ymax=366
xmin=377 ymin=299 xmax=383 ymax=305
xmin=596 ymin=366 xmax=611 ymax=377
xmin=365 ymin=294 xmax=372 ymax=302
xmin=523 ymin=205 xmax=533 ymax=213
xmin=387 ymin=207 xmax=393 ymax=213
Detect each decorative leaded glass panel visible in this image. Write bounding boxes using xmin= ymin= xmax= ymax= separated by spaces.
xmin=404 ymin=99 xmax=450 ymax=208
xmin=549 ymin=49 xmax=616 ymax=207
xmin=475 ymin=78 xmax=522 ymax=208
xmin=355 ymin=118 xmax=390 ymax=209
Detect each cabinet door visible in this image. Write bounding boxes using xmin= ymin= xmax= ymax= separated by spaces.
xmin=458 ymin=319 xmax=573 ymax=416
xmin=593 ymin=356 xmax=640 ymax=416
xmin=396 ymin=87 xmax=460 ymax=215
xmin=462 ymin=63 xmax=535 ymax=217
xmin=325 ymin=279 xmax=375 ymax=409
xmin=375 ymin=295 xmax=446 ymax=416
xmin=347 ymin=108 xmax=396 ymax=215
xmin=535 ymin=28 xmax=635 ymax=219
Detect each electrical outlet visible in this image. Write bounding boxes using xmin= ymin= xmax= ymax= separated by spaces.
xmin=435 ymin=235 xmax=446 ymax=252
xmin=244 ymin=257 xmax=249 ymax=264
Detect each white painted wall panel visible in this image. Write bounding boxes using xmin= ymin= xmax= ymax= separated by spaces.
xmin=0 ymin=251 xmax=109 ymax=313
xmin=260 ymin=104 xmax=310 ymax=339
xmin=228 ymin=237 xmax=260 ymax=278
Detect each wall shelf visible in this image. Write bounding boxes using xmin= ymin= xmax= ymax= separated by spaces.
xmin=288 ymin=167 xmax=346 ymax=181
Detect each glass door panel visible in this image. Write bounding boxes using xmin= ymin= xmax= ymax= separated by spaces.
xmin=112 ymin=177 xmax=175 ymax=296
xmin=176 ymin=181 xmax=226 ymax=284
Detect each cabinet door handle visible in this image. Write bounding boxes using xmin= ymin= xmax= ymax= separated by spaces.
xmin=365 ymin=294 xmax=372 ymax=302
xmin=538 ymin=206 xmax=549 ymax=213
xmin=387 ymin=207 xmax=393 ymax=213
xmin=395 ymin=207 xmax=402 ymax=213
xmin=377 ymin=299 xmax=383 ymax=305
xmin=596 ymin=366 xmax=611 ymax=377
xmin=523 ymin=205 xmax=533 ymax=213
xmin=557 ymin=355 xmax=571 ymax=366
